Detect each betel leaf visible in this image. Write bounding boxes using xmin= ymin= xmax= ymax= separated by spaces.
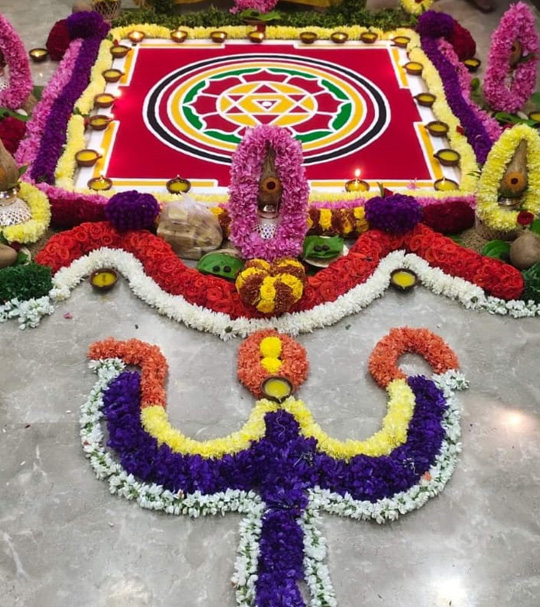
xmin=481 ymin=240 xmax=511 ymax=260
xmin=303 ymin=235 xmax=344 ymax=260
xmin=530 ymin=219 xmax=540 ymax=236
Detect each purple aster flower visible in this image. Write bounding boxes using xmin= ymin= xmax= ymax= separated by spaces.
xmin=416 ymin=10 xmax=455 ymax=39
xmin=67 ymin=11 xmax=110 ymax=40
xmin=105 ymin=191 xmax=160 ymax=231
xmin=364 ymin=194 xmax=422 ymax=234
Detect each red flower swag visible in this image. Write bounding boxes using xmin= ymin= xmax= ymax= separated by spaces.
xmin=35 ymin=221 xmax=524 ymax=317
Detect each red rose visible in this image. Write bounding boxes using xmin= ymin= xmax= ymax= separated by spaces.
xmin=447 ymin=22 xmax=476 ymax=62
xmin=46 ymin=19 xmax=71 ymax=61
xmin=0 ymin=117 xmax=26 ymax=155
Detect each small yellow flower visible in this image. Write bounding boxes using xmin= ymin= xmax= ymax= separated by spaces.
xmin=259 ymin=276 xmax=277 ymax=301
xmin=260 ymin=357 xmax=283 ymax=374
xmin=319 ymin=208 xmax=333 ymax=231
xmin=260 ymin=336 xmax=282 ymax=359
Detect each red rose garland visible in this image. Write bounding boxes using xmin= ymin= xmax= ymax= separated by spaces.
xmin=36 ymin=220 xmax=525 ymax=319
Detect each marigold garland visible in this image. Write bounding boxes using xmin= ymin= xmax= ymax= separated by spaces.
xmin=237 ymin=329 xmax=309 ymax=397
xmin=368 ymin=327 xmax=459 ymax=389
xmin=476 ymin=124 xmax=540 ymax=232
xmin=483 ymin=2 xmax=539 ymax=113
xmin=1 ymin=182 xmax=51 ymax=244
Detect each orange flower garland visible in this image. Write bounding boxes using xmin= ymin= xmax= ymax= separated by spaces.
xmin=235 ymin=258 xmax=306 ymax=315
xmin=88 ymin=338 xmax=168 ymax=407
xmin=368 ymin=327 xmax=459 ymax=388
xmin=237 ymin=329 xmax=309 ymax=398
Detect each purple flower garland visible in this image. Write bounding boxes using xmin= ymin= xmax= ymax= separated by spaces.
xmin=102 ymin=370 xmax=448 ymax=606
xmin=228 ymin=125 xmax=309 ymax=261
xmin=16 ymin=38 xmax=83 ymax=170
xmin=29 ymin=16 xmax=109 ymax=183
xmin=0 ymin=13 xmax=33 ymax=109
xmin=436 ymin=39 xmax=502 ymax=144
xmin=420 ymin=34 xmax=493 ymax=164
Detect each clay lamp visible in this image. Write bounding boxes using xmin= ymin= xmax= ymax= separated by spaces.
xmin=330 ymin=32 xmax=348 ymax=44
xmin=345 ymin=169 xmax=369 ymax=193
xmin=29 ymin=48 xmax=48 ymax=62
xmin=414 ymin=93 xmax=436 ymax=108
xmin=360 ymin=31 xmax=378 ymax=44
xmin=103 ymin=69 xmax=123 ymax=83
xmin=404 ymin=61 xmax=423 ymax=76
xmin=87 ymin=175 xmax=113 ymax=191
xmin=261 ymin=377 xmax=293 ymax=404
xmin=392 ymin=35 xmax=410 ymax=48
xmin=166 ymin=176 xmax=191 ymax=194
xmin=434 ymin=148 xmax=461 ymax=167
xmin=87 ymin=115 xmax=112 ymax=131
xmin=426 ymin=121 xmax=449 ymax=137
xmin=210 ymin=31 xmax=227 ymax=43
xmin=110 ymin=44 xmax=130 ymax=59
xmin=75 ymin=149 xmax=101 ymax=168
xmin=128 ymin=30 xmax=145 ymax=44
xmin=300 ymin=31 xmax=318 ymax=44
xmin=170 ymin=29 xmax=188 ymax=43
xmin=528 ymin=111 xmax=540 ymax=123
xmin=89 ymin=269 xmax=119 ymax=292
xmin=248 ymin=31 xmax=265 ymax=43
xmin=390 ymin=269 xmax=418 ymax=292
xmin=94 ymin=93 xmax=116 ymax=109
xmin=434 ymin=178 xmax=459 ymax=192
xmin=464 ymin=58 xmax=481 ymax=72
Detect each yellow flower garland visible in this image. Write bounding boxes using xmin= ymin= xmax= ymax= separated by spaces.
xmin=476 ymin=124 xmax=540 ymax=232
xmin=55 ymin=114 xmax=86 ymax=189
xmin=140 ymin=377 xmax=414 ymax=461
xmin=1 ymin=182 xmax=51 ymax=244
xmin=400 ymin=0 xmax=434 ymax=16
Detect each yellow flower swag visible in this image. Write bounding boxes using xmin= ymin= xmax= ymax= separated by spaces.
xmin=476 ymin=124 xmax=540 ymax=232
xmin=1 ymin=182 xmax=51 ymax=244
xmin=140 ymin=377 xmax=415 ymax=461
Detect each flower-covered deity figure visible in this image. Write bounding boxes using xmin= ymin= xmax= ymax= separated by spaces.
xmin=228 ymin=125 xmax=310 ymax=262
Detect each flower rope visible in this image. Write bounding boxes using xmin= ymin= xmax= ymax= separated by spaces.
xmin=483 ymin=2 xmax=539 ymax=114
xmin=0 ymin=13 xmax=32 ymax=109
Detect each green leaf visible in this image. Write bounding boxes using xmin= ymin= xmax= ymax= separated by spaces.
xmin=481 ymin=239 xmax=511 ymax=259
xmin=531 ymin=91 xmax=540 ymax=109
xmin=529 ymin=218 xmax=540 ymax=235
xmin=18 ymin=165 xmax=28 ymax=178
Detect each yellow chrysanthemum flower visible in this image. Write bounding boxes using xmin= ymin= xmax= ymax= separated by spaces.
xmin=260 ymin=336 xmax=282 ymax=359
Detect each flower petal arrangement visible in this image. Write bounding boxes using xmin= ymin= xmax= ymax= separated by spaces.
xmin=0 ymin=13 xmax=32 ymax=109
xmin=82 ymin=329 xmax=467 ymax=607
xmin=483 ymin=2 xmax=539 ymax=113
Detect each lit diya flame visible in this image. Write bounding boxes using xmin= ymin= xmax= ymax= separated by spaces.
xmin=128 ymin=31 xmax=145 ymax=44
xmin=345 ymin=169 xmax=370 ymax=192
xmin=88 ymin=175 xmax=113 ymax=191
xmin=29 ymin=48 xmax=48 ymax=62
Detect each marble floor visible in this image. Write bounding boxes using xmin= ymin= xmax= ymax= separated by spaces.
xmin=1 ymin=2 xmax=540 ymax=607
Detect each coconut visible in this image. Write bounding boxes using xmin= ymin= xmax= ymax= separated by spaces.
xmin=0 ymin=242 xmax=17 ymax=268
xmin=509 ymin=230 xmax=540 ymax=269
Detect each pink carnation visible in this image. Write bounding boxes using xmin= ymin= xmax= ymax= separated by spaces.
xmin=0 ymin=13 xmax=32 ymax=109
xmin=483 ymin=2 xmax=538 ymax=113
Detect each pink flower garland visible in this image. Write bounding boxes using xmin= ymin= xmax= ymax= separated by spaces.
xmin=437 ymin=39 xmax=502 ymax=143
xmin=230 ymin=0 xmax=279 ymax=14
xmin=16 ymin=39 xmax=83 ymax=170
xmin=483 ymin=2 xmax=539 ymax=113
xmin=0 ymin=13 xmax=32 ymax=109
xmin=228 ymin=125 xmax=309 ymax=261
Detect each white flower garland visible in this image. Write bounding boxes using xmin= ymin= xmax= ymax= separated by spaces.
xmin=5 ymin=248 xmax=540 ymax=332
xmin=82 ymin=361 xmax=466 ymax=607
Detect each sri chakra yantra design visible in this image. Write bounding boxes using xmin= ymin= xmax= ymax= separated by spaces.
xmin=143 ymin=54 xmax=390 ymax=165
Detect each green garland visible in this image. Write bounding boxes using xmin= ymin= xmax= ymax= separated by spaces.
xmin=113 ymin=5 xmax=415 ymax=31
xmin=0 ymin=263 xmax=52 ymax=303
